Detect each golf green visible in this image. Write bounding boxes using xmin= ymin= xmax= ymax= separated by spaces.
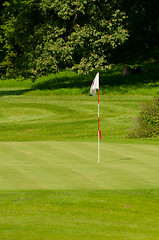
xmin=0 ymin=141 xmax=158 ymax=190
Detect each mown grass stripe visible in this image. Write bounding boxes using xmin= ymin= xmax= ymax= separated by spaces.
xmin=0 ymin=141 xmax=159 ymax=190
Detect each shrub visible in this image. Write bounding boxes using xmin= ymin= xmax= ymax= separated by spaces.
xmin=127 ymin=97 xmax=159 ymax=138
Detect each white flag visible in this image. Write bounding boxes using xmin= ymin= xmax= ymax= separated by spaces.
xmin=90 ymin=72 xmax=99 ymax=97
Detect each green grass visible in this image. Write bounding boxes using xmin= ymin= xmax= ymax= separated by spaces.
xmin=0 ymin=94 xmax=147 ymax=141
xmin=0 ymin=60 xmax=159 ymax=239
xmin=0 ymin=141 xmax=159 ymax=190
xmin=0 ymin=190 xmax=159 ymax=240
xmin=1 ymin=60 xmax=159 ymax=97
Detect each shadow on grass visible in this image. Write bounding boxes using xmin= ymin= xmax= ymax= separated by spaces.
xmin=32 ymin=66 xmax=159 ymax=92
xmin=32 ymin=73 xmax=91 ymax=91
xmin=0 ymin=89 xmax=32 ymax=97
xmin=0 ymin=61 xmax=159 ymax=96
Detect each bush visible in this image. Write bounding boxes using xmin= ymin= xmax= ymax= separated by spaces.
xmin=127 ymin=97 xmax=159 ymax=138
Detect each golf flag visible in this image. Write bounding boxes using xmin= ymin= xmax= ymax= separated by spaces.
xmin=90 ymin=72 xmax=101 ymax=163
xmin=90 ymin=72 xmax=99 ymax=97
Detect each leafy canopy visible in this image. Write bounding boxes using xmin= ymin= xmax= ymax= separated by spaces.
xmin=0 ymin=0 xmax=128 ymax=78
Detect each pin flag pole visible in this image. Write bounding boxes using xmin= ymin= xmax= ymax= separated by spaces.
xmin=90 ymin=72 xmax=101 ymax=164
xmin=98 ymin=89 xmax=100 ymax=164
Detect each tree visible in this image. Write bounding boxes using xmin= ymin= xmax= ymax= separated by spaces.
xmin=114 ymin=0 xmax=159 ymax=61
xmin=0 ymin=0 xmax=129 ymax=78
xmin=0 ymin=0 xmax=42 ymax=78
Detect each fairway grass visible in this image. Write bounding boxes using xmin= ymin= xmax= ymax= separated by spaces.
xmin=0 ymin=141 xmax=159 ymax=190
xmin=0 ymin=190 xmax=159 ymax=240
xmin=0 ymin=94 xmax=152 ymax=141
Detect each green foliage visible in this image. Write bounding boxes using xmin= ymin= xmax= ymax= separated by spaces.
xmin=0 ymin=0 xmax=41 ymax=78
xmin=32 ymin=1 xmax=128 ymax=76
xmin=1 ymin=0 xmax=159 ymax=78
xmin=127 ymin=97 xmax=159 ymax=138
xmin=0 ymin=0 xmax=128 ymax=78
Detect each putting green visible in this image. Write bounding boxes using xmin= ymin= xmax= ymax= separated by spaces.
xmin=0 ymin=141 xmax=159 ymax=190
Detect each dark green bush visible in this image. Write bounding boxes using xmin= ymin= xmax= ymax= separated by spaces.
xmin=127 ymin=97 xmax=159 ymax=138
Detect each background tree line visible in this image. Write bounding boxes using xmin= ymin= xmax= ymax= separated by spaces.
xmin=0 ymin=0 xmax=158 ymax=79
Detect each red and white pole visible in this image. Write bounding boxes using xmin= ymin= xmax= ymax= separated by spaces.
xmin=98 ymin=89 xmax=101 ymax=164
xmin=90 ymin=72 xmax=101 ymax=163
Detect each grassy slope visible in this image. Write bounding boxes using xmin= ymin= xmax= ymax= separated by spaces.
xmin=0 ymin=60 xmax=159 ymax=239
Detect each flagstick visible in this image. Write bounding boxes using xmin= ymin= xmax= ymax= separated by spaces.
xmin=98 ymin=89 xmax=100 ymax=164
xmin=90 ymin=72 xmax=100 ymax=164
